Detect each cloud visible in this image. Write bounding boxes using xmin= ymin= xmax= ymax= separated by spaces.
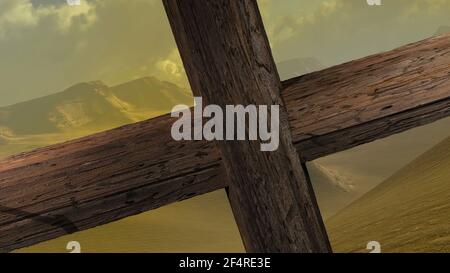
xmin=260 ymin=0 xmax=344 ymax=49
xmin=2 ymin=0 xmax=450 ymax=107
xmin=155 ymin=49 xmax=187 ymax=86
xmin=319 ymin=0 xmax=342 ymax=17
xmin=39 ymin=1 xmax=97 ymax=32
xmin=0 ymin=0 xmax=180 ymax=106
xmin=399 ymin=0 xmax=450 ymax=22
xmin=0 ymin=0 xmax=39 ymax=37
xmin=259 ymin=0 xmax=450 ymax=66
xmin=0 ymin=0 xmax=97 ymax=38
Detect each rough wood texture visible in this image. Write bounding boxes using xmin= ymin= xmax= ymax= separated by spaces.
xmin=287 ymin=33 xmax=450 ymax=161
xmin=1 ymin=31 xmax=450 ymax=251
xmin=163 ymin=0 xmax=330 ymax=253
xmin=0 ymin=116 xmax=226 ymax=252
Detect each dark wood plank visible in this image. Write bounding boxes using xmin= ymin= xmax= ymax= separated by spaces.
xmin=163 ymin=0 xmax=330 ymax=253
xmin=1 ymin=32 xmax=449 ymax=252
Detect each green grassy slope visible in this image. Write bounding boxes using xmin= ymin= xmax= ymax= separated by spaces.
xmin=326 ymin=137 xmax=450 ymax=253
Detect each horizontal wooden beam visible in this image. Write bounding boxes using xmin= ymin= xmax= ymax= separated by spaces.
xmin=287 ymin=33 xmax=450 ymax=160
xmin=1 ymin=33 xmax=450 ymax=252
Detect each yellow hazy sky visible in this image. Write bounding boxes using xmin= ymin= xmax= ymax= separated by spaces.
xmin=0 ymin=0 xmax=449 ymax=107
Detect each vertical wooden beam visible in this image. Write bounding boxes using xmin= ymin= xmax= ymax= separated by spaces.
xmin=163 ymin=0 xmax=331 ymax=252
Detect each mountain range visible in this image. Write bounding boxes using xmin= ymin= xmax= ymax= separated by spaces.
xmin=0 ymin=77 xmax=192 ymax=136
xmin=0 ymin=77 xmax=192 ymax=158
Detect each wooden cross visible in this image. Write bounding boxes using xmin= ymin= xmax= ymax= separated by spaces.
xmin=1 ymin=0 xmax=449 ymax=253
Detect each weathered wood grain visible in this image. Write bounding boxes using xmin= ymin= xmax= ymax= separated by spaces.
xmin=163 ymin=0 xmax=330 ymax=253
xmin=286 ymin=33 xmax=450 ymax=161
xmin=1 ymin=32 xmax=449 ymax=251
xmin=0 ymin=116 xmax=226 ymax=252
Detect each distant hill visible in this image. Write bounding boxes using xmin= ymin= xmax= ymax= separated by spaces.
xmin=0 ymin=58 xmax=323 ymax=136
xmin=0 ymin=77 xmax=192 ymax=136
xmin=0 ymin=77 xmax=193 ymax=158
xmin=110 ymin=77 xmax=193 ymax=120
xmin=277 ymin=58 xmax=323 ymax=80
xmin=326 ymin=137 xmax=450 ymax=253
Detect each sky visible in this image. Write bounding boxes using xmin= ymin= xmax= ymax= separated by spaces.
xmin=260 ymin=0 xmax=450 ymax=63
xmin=0 ymin=0 xmax=450 ymax=106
